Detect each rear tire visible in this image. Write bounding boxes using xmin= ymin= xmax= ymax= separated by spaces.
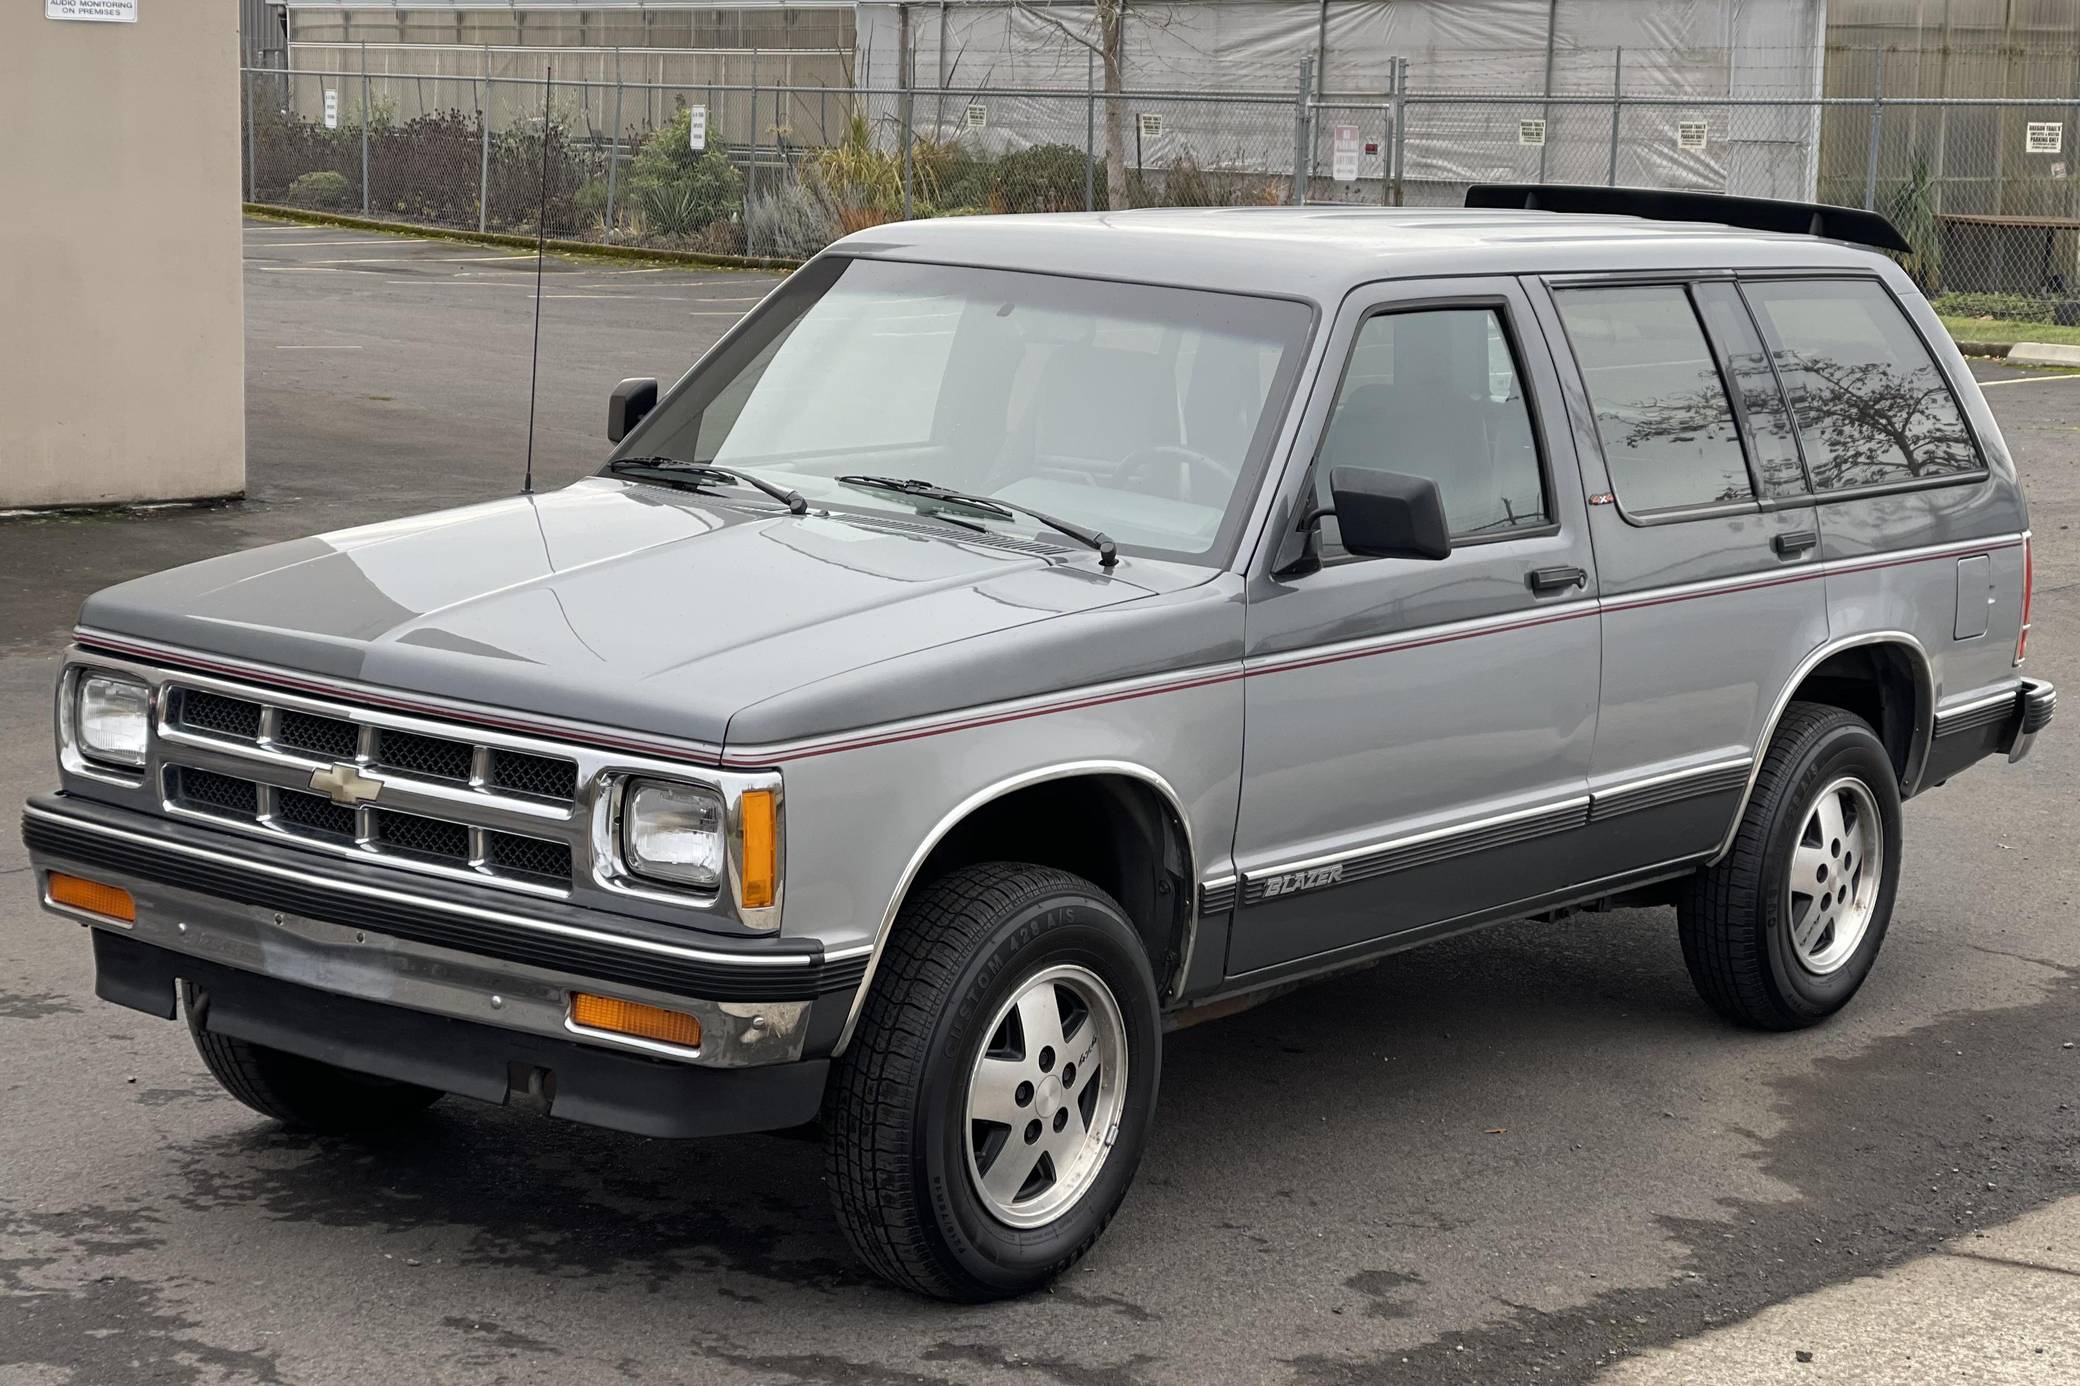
xmin=1679 ymin=702 xmax=1903 ymax=1030
xmin=823 ymin=862 xmax=1161 ymax=1301
xmin=183 ymin=982 xmax=443 ymax=1132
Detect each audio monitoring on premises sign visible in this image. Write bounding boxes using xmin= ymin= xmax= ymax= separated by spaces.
xmin=48 ymin=0 xmax=139 ymax=21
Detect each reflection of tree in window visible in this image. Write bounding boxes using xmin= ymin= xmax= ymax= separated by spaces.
xmin=1770 ymin=351 xmax=1976 ymax=488
xmin=1742 ymin=278 xmax=1980 ymax=492
xmin=1555 ymin=285 xmax=1754 ymax=512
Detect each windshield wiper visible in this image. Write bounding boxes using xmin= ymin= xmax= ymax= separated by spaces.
xmin=607 ymin=457 xmax=808 ymax=515
xmin=835 ymin=475 xmax=1118 ymax=569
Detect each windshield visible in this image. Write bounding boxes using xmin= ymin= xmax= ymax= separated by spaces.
xmin=608 ymin=257 xmax=1313 ymax=562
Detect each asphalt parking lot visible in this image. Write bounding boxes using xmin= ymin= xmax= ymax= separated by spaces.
xmin=1 ymin=218 xmax=2076 ymax=1385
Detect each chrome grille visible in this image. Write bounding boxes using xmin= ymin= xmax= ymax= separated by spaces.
xmin=486 ymin=831 xmax=575 ymax=882
xmin=277 ymin=708 xmax=358 ymax=760
xmin=172 ymin=765 xmax=260 ymax=818
xmin=177 ymin=689 xmax=263 ymax=741
xmin=373 ymin=728 xmax=473 ymax=783
xmin=489 ymin=748 xmax=579 ymax=801
xmin=371 ymin=807 xmax=471 ymax=862
xmin=157 ymin=678 xmax=586 ymax=896
xmin=275 ymin=785 xmax=356 ymax=839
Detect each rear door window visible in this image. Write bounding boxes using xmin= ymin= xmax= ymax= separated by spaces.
xmin=1741 ymin=278 xmax=1981 ymax=491
xmin=1554 ymin=285 xmax=1756 ymax=513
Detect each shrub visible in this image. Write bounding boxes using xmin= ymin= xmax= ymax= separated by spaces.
xmin=934 ymin=151 xmax=997 ymax=214
xmin=368 ymin=109 xmax=485 ymax=227
xmin=641 ymin=179 xmax=716 ymax=239
xmin=1148 ymin=153 xmax=1283 ymax=209
xmin=485 ymin=119 xmax=587 ymax=235
xmin=693 ymin=218 xmax=747 ymax=256
xmin=1930 ymin=292 xmax=2059 ymax=324
xmin=573 ymin=178 xmax=610 ymax=230
xmin=990 ymin=142 xmax=1104 ymax=213
xmin=287 ymin=170 xmax=353 ymax=209
xmin=810 ymin=111 xmax=905 ymax=215
xmin=747 ymin=176 xmax=837 ymax=258
xmin=626 ymin=108 xmax=745 ymax=237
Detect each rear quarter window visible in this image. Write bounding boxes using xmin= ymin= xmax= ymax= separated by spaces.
xmin=1741 ymin=279 xmax=1982 ymax=491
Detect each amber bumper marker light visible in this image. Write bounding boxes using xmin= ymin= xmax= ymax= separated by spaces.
xmin=570 ymin=993 xmax=703 ymax=1049
xmin=739 ymin=788 xmax=778 ymax=909
xmin=48 ymin=872 xmax=137 ymax=923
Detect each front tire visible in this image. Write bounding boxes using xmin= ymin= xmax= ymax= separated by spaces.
xmin=183 ymin=982 xmax=444 ymax=1132
xmin=823 ymin=862 xmax=1162 ymax=1301
xmin=1679 ymin=702 xmax=1903 ymax=1030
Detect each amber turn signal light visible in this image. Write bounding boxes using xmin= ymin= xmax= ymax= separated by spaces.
xmin=738 ymin=788 xmax=778 ymax=909
xmin=570 ymin=992 xmax=703 ymax=1048
xmin=47 ymin=872 xmax=137 ymax=923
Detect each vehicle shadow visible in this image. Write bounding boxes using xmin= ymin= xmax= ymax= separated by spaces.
xmin=158 ymin=906 xmax=1715 ymax=1300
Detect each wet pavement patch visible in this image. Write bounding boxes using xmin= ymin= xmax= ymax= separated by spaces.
xmin=0 ymin=1202 xmax=285 ymax=1386
xmin=0 ymin=988 xmax=80 ymax=1020
xmin=1284 ymin=964 xmax=2080 ymax=1384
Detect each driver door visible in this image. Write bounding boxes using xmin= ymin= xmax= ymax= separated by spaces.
xmin=1226 ymin=277 xmax=1603 ymax=978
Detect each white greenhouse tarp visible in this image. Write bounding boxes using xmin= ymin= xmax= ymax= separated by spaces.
xmin=858 ymin=0 xmax=1827 ymax=202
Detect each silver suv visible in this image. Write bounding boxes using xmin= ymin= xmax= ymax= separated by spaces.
xmin=22 ymin=188 xmax=2056 ymax=1301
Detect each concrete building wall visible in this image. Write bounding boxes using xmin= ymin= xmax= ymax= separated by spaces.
xmin=0 ymin=6 xmax=246 ymax=509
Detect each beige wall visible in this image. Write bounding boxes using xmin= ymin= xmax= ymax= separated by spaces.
xmin=0 ymin=6 xmax=245 ymax=508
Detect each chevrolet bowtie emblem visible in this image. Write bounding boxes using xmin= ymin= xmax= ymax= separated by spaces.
xmin=308 ymin=762 xmax=384 ymax=808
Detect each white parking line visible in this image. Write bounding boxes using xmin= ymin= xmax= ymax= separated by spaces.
xmin=256 ymin=266 xmax=347 ymax=273
xmin=688 ymin=310 xmax=749 ymax=317
xmin=243 ymin=238 xmax=432 ymax=249
xmin=275 ymin=344 xmax=364 ymax=350
xmin=285 ymin=254 xmax=541 ymax=266
xmin=1980 ymin=372 xmax=2080 ymax=387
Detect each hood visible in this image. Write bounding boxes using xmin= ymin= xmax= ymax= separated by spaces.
xmin=79 ymin=478 xmax=1199 ymax=747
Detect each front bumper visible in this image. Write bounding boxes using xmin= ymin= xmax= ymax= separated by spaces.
xmin=94 ymin=930 xmax=829 ymax=1139
xmin=22 ymin=793 xmax=865 ymax=1078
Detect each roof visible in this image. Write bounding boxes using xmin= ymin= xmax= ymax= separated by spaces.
xmin=836 ymin=206 xmax=1894 ymax=303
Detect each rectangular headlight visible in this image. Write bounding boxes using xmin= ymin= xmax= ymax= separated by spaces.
xmin=76 ymin=674 xmax=150 ymax=769
xmin=622 ymin=779 xmax=726 ymax=890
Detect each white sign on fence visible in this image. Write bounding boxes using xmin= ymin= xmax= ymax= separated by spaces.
xmin=965 ymin=103 xmax=988 ymax=130
xmin=1518 ymin=119 xmax=1548 ymax=147
xmin=46 ymin=0 xmax=138 ymax=21
xmin=1331 ymin=124 xmax=1361 ymax=182
xmin=1677 ymin=120 xmax=1710 ymax=152
xmin=323 ymin=89 xmax=340 ymax=130
xmin=688 ymin=105 xmax=707 ymax=151
xmin=2027 ymin=122 xmax=2064 ymax=155
xmin=1138 ymin=112 xmax=1163 ymax=139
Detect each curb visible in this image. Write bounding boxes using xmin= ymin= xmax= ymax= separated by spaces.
xmin=2002 ymin=340 xmax=2080 ymax=368
xmin=243 ymin=204 xmax=804 ymax=273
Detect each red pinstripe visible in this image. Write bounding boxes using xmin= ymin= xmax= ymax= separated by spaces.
xmin=77 ymin=537 xmax=2019 ymax=770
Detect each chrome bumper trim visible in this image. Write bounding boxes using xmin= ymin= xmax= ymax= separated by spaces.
xmin=31 ymin=857 xmax=809 ymax=1068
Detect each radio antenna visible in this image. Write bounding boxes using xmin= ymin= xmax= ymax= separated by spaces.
xmin=522 ymin=64 xmax=553 ymax=495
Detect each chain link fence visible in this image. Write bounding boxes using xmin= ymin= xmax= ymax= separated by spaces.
xmin=242 ymin=59 xmax=2080 ymax=339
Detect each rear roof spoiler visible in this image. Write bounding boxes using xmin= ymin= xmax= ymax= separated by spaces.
xmin=1465 ymin=184 xmax=1912 ymax=254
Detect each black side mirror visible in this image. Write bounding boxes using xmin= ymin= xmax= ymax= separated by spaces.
xmin=608 ymin=377 xmax=659 ymax=443
xmin=1325 ymin=467 xmax=1452 ymax=561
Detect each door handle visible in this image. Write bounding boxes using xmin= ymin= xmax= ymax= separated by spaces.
xmin=1773 ymin=529 xmax=1819 ymax=557
xmin=1527 ymin=565 xmax=1588 ymax=595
